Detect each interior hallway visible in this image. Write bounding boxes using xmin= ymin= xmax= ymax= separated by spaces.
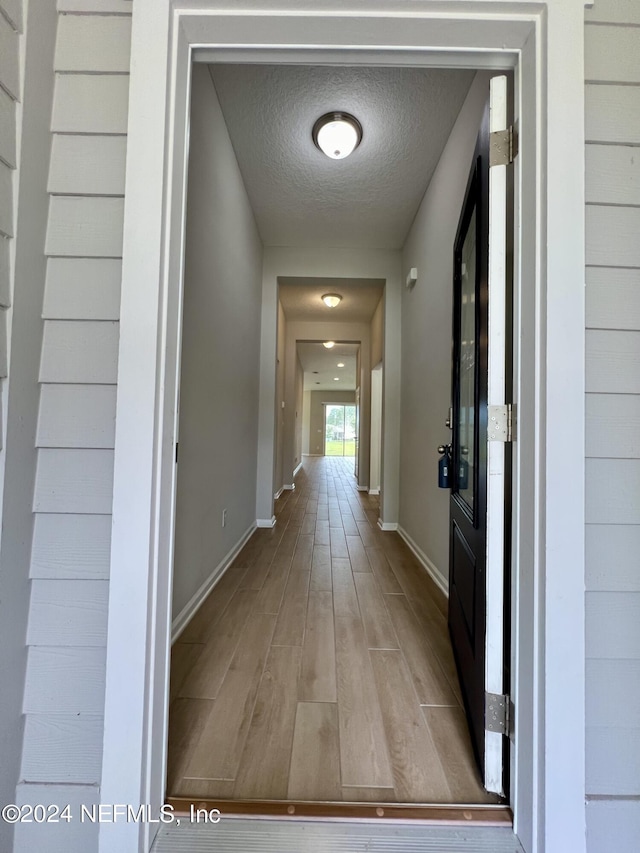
xmin=167 ymin=456 xmax=499 ymax=805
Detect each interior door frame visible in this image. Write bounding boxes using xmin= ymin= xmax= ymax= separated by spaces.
xmin=101 ymin=3 xmax=588 ymax=853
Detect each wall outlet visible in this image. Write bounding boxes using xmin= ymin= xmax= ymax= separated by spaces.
xmin=222 ymin=508 xmax=227 ymax=527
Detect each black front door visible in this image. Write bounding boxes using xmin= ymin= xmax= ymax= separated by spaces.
xmin=448 ymin=100 xmax=490 ymax=776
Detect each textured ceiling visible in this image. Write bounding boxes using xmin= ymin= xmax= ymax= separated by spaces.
xmin=298 ymin=342 xmax=359 ymax=392
xmin=208 ymin=64 xmax=475 ymax=249
xmin=278 ymin=277 xmax=384 ymax=323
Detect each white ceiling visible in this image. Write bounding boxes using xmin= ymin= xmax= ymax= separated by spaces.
xmin=208 ymin=64 xmax=475 ymax=249
xmin=278 ymin=277 xmax=384 ymax=323
xmin=298 ymin=342 xmax=359 ymax=392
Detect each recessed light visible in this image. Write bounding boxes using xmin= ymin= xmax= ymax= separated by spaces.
xmin=334 ymin=377 xmax=340 ymax=381
xmin=337 ymin=362 xmax=345 ymax=368
xmin=321 ymin=293 xmax=342 ymax=308
xmin=312 ymin=112 xmax=363 ymax=160
xmin=323 ymin=341 xmax=336 ymax=349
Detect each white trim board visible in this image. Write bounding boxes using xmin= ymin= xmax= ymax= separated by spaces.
xmin=377 ymin=519 xmax=398 ymax=532
xmin=397 ymin=525 xmax=448 ymax=598
xmin=273 ymin=487 xmax=284 ymax=500
xmin=368 ymin=488 xmax=380 ymax=495
xmin=170 ymin=522 xmax=255 ymax=643
xmin=103 ymin=5 xmax=588 ymax=853
xmin=293 ymin=461 xmax=303 ymax=477
xmin=256 ymin=516 xmax=276 ymax=528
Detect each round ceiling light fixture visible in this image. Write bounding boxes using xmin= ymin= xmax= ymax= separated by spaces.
xmin=323 ymin=341 xmax=336 ymax=349
xmin=337 ymin=362 xmax=345 ymax=368
xmin=321 ymin=293 xmax=342 ymax=308
xmin=312 ymin=112 xmax=363 ymax=160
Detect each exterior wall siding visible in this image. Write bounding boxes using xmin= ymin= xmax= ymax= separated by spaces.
xmin=13 ymin=3 xmax=131 ymax=851
xmin=584 ymin=1 xmax=640 ymax=849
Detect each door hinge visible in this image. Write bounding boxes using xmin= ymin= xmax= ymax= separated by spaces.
xmin=490 ymin=125 xmax=517 ymax=167
xmin=485 ymin=692 xmax=512 ymax=736
xmin=488 ymin=403 xmax=514 ymax=442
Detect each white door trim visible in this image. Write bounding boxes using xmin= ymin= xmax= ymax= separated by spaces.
xmin=101 ymin=3 xmax=587 ymax=853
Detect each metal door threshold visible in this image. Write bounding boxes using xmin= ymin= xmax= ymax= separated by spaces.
xmin=152 ymin=806 xmax=524 ymax=852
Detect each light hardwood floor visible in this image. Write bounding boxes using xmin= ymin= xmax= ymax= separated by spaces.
xmin=167 ymin=456 xmax=499 ymax=804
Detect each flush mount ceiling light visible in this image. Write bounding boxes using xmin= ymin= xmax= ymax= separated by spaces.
xmin=312 ymin=112 xmax=363 ymax=160
xmin=321 ymin=293 xmax=342 ymax=308
xmin=323 ymin=341 xmax=336 ymax=349
xmin=337 ymin=362 xmax=345 ymax=367
xmin=334 ymin=377 xmax=340 ymax=381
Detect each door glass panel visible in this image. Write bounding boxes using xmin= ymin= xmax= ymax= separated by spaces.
xmin=456 ymin=205 xmax=476 ymax=513
xmin=325 ymin=404 xmax=356 ymax=457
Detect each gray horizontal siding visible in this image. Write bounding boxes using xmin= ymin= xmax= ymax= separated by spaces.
xmin=20 ymin=2 xmax=131 ymax=826
xmin=585 ymin=6 xmax=640 ymax=849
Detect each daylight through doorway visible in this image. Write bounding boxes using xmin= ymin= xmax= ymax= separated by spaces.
xmin=324 ymin=404 xmax=357 ymax=457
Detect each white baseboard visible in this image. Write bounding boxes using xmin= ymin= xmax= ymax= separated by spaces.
xmin=356 ymin=484 xmax=368 ymax=492
xmin=274 ymin=487 xmax=284 ymax=500
xmin=303 ymin=453 xmax=322 ymax=457
xmin=257 ymin=516 xmax=276 ymax=528
xmin=171 ymin=522 xmax=256 ymax=642
xmin=397 ymin=525 xmax=449 ymax=597
xmin=377 ymin=519 xmax=398 ymax=532
xmin=283 ymin=483 xmax=296 ymax=491
xmin=293 ymin=462 xmax=303 ymax=477
xmin=368 ymin=488 xmax=380 ymax=495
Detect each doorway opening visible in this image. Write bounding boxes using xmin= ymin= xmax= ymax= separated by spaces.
xmin=163 ymin=61 xmax=511 ymax=819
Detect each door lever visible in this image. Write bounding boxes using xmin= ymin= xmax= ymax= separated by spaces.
xmin=438 ymin=444 xmax=452 ymax=455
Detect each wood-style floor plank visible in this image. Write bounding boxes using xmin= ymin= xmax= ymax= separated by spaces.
xmin=366 ymin=547 xmax=402 ymax=593
xmin=233 ymin=645 xmax=301 ymax=799
xmin=288 ymin=702 xmax=342 ymax=801
xmin=329 ymin=527 xmax=348 ymax=558
xmin=253 ymin=556 xmax=292 ymax=615
xmin=384 ymin=593 xmax=459 ymax=707
xmin=342 ymin=786 xmax=397 ymax=803
xmin=179 ymin=566 xmax=248 ymax=643
xmin=310 ymin=544 xmax=332 ymax=592
xmin=184 ymin=613 xmax=276 ymax=782
xmin=346 ymin=534 xmax=371 ymax=572
xmin=370 ymin=649 xmax=452 ymax=802
xmin=314 ymin=518 xmax=330 ymax=545
xmin=353 ymin=572 xmax=399 ymax=650
xmin=272 ymin=569 xmax=310 ymax=646
xmin=291 ymin=533 xmax=314 ymax=571
xmin=335 ymin=614 xmax=394 ymax=788
xmin=422 ymin=706 xmax=499 ymax=804
xmin=301 ymin=513 xmax=317 ymax=535
xmin=299 ymin=591 xmax=337 ymax=702
xmin=169 ymin=642 xmax=204 ymax=703
xmin=332 ymin=558 xmax=360 ymax=619
xmin=166 ymin=697 xmax=214 ymax=796
xmin=179 ymin=589 xmax=258 ymax=699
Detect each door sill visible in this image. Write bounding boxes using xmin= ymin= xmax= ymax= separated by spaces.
xmin=167 ymin=797 xmax=512 ymax=825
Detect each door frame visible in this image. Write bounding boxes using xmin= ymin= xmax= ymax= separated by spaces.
xmin=100 ymin=3 xmax=588 ymax=853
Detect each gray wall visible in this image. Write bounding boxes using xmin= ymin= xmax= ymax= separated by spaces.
xmin=584 ymin=2 xmax=640 ymax=848
xmin=274 ymin=299 xmax=286 ymax=494
xmin=307 ymin=390 xmax=357 ymax=455
xmin=371 ymin=294 xmax=384 ymax=368
xmin=294 ymin=352 xmax=304 ymax=470
xmin=172 ymin=65 xmax=263 ymax=619
xmin=399 ymin=72 xmax=490 ymax=586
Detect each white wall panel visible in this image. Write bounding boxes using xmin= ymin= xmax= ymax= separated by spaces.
xmin=586 ymin=330 xmax=640 ymax=394
xmin=0 ymin=0 xmax=22 ymax=30
xmin=58 ymin=0 xmax=132 ymax=11
xmin=26 ymin=579 xmax=109 ymax=646
xmin=585 ymin=0 xmax=640 ymax=24
xmin=585 ymin=26 xmax=640 ymax=83
xmin=0 ymin=86 xmax=16 ymax=168
xmin=586 ymin=393 xmax=640 ymax=458
xmin=586 ymin=267 xmax=640 ymax=332
xmin=14 ymin=785 xmax=99 ymax=853
xmin=586 ymin=591 xmax=640 ymax=659
xmin=44 ymin=258 xmax=121 ymax=320
xmin=0 ymin=236 xmax=8 ymax=306
xmin=37 ymin=384 xmax=116 ymax=448
xmin=45 ymin=196 xmax=124 ymax=258
xmin=586 ymin=726 xmax=640 ymax=795
xmin=30 ymin=513 xmax=111 ymax=579
xmin=55 ymin=14 xmax=131 ymax=72
xmin=39 ymin=320 xmax=119 ymax=384
xmin=20 ymin=714 xmax=103 ymax=783
xmin=51 ymin=74 xmax=129 ymax=134
xmin=586 ymin=459 xmax=640 ymax=524
xmin=586 ymin=205 xmax=640 ymax=268
xmin=0 ymin=160 xmax=13 ymax=238
xmin=587 ymin=659 xmax=640 ymax=728
xmin=48 ymin=135 xmax=127 ymax=197
xmin=23 ymin=647 xmax=106 ymax=713
xmin=33 ymin=448 xmax=114 ymax=514
xmin=586 ymin=524 xmax=640 ymax=592
xmin=586 ymin=145 xmax=640 ymax=207
xmin=587 ymin=800 xmax=640 ymax=853
xmin=0 ymin=13 xmax=19 ymax=99
xmin=586 ymin=85 xmax=640 ymax=144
